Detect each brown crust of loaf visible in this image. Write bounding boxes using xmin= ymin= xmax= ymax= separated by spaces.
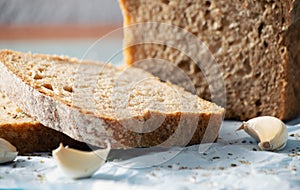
xmin=0 ymin=50 xmax=224 ymax=148
xmin=0 ymin=122 xmax=90 ymax=154
xmin=119 ymin=0 xmax=135 ymax=66
xmin=283 ymin=2 xmax=300 ymax=120
xmin=119 ymin=0 xmax=300 ymax=121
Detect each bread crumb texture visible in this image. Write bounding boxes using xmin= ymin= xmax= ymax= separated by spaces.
xmin=119 ymin=0 xmax=300 ymax=120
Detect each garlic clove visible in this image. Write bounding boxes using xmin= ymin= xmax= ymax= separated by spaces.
xmin=238 ymin=116 xmax=288 ymax=151
xmin=0 ymin=151 xmax=18 ymax=164
xmin=52 ymin=142 xmax=111 ymax=179
xmin=0 ymin=138 xmax=17 ymax=152
xmin=0 ymin=138 xmax=18 ymax=164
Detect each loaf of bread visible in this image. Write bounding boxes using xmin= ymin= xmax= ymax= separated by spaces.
xmin=0 ymin=90 xmax=89 ymax=154
xmin=0 ymin=50 xmax=224 ymax=148
xmin=119 ymin=0 xmax=300 ymax=120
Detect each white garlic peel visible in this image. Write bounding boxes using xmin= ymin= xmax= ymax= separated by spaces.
xmin=238 ymin=116 xmax=288 ymax=151
xmin=52 ymin=142 xmax=111 ymax=179
xmin=0 ymin=138 xmax=18 ymax=164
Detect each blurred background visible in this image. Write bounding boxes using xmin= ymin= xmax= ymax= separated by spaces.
xmin=0 ymin=0 xmax=124 ymax=63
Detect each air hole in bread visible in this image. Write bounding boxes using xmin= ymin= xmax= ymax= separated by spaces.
xmin=42 ymin=84 xmax=53 ymax=91
xmin=258 ymin=22 xmax=264 ymax=37
xmin=243 ymin=58 xmax=252 ymax=73
xmin=255 ymin=100 xmax=262 ymax=107
xmin=255 ymin=72 xmax=261 ymax=78
xmin=192 ymin=62 xmax=201 ymax=73
xmin=205 ymin=9 xmax=210 ymax=16
xmin=33 ymin=73 xmax=43 ymax=80
xmin=237 ymin=58 xmax=252 ymax=76
xmin=158 ymin=78 xmax=166 ymax=83
xmin=205 ymin=1 xmax=211 ymax=7
xmin=177 ymin=60 xmax=191 ymax=72
xmin=63 ymin=86 xmax=73 ymax=93
xmin=38 ymin=68 xmax=44 ymax=72
xmin=257 ymin=111 xmax=262 ymax=116
xmin=161 ymin=0 xmax=170 ymax=5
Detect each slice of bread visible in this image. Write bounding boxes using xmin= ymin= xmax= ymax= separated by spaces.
xmin=119 ymin=0 xmax=300 ymax=120
xmin=0 ymin=90 xmax=89 ymax=154
xmin=0 ymin=50 xmax=224 ymax=148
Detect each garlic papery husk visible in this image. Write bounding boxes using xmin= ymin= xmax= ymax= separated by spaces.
xmin=52 ymin=142 xmax=111 ymax=179
xmin=238 ymin=116 xmax=288 ymax=151
xmin=0 ymin=138 xmax=18 ymax=164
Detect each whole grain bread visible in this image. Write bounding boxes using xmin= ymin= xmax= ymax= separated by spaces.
xmin=0 ymin=50 xmax=224 ymax=148
xmin=0 ymin=90 xmax=89 ymax=154
xmin=119 ymin=0 xmax=300 ymax=120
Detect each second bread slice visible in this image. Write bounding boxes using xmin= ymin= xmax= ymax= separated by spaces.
xmin=0 ymin=90 xmax=90 ymax=154
xmin=0 ymin=50 xmax=224 ymax=148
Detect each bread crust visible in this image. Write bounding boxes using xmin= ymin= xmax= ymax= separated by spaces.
xmin=283 ymin=4 xmax=300 ymax=120
xmin=0 ymin=122 xmax=90 ymax=154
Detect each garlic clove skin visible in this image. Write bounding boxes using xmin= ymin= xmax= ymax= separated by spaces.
xmin=0 ymin=151 xmax=18 ymax=164
xmin=0 ymin=138 xmax=17 ymax=152
xmin=238 ymin=116 xmax=288 ymax=151
xmin=52 ymin=142 xmax=111 ymax=179
xmin=0 ymin=138 xmax=18 ymax=164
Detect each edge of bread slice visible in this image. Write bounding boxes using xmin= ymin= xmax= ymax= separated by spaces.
xmin=0 ymin=90 xmax=90 ymax=154
xmin=0 ymin=50 xmax=224 ymax=148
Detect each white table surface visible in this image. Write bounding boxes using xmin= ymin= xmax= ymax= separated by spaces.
xmin=0 ymin=120 xmax=299 ymax=190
